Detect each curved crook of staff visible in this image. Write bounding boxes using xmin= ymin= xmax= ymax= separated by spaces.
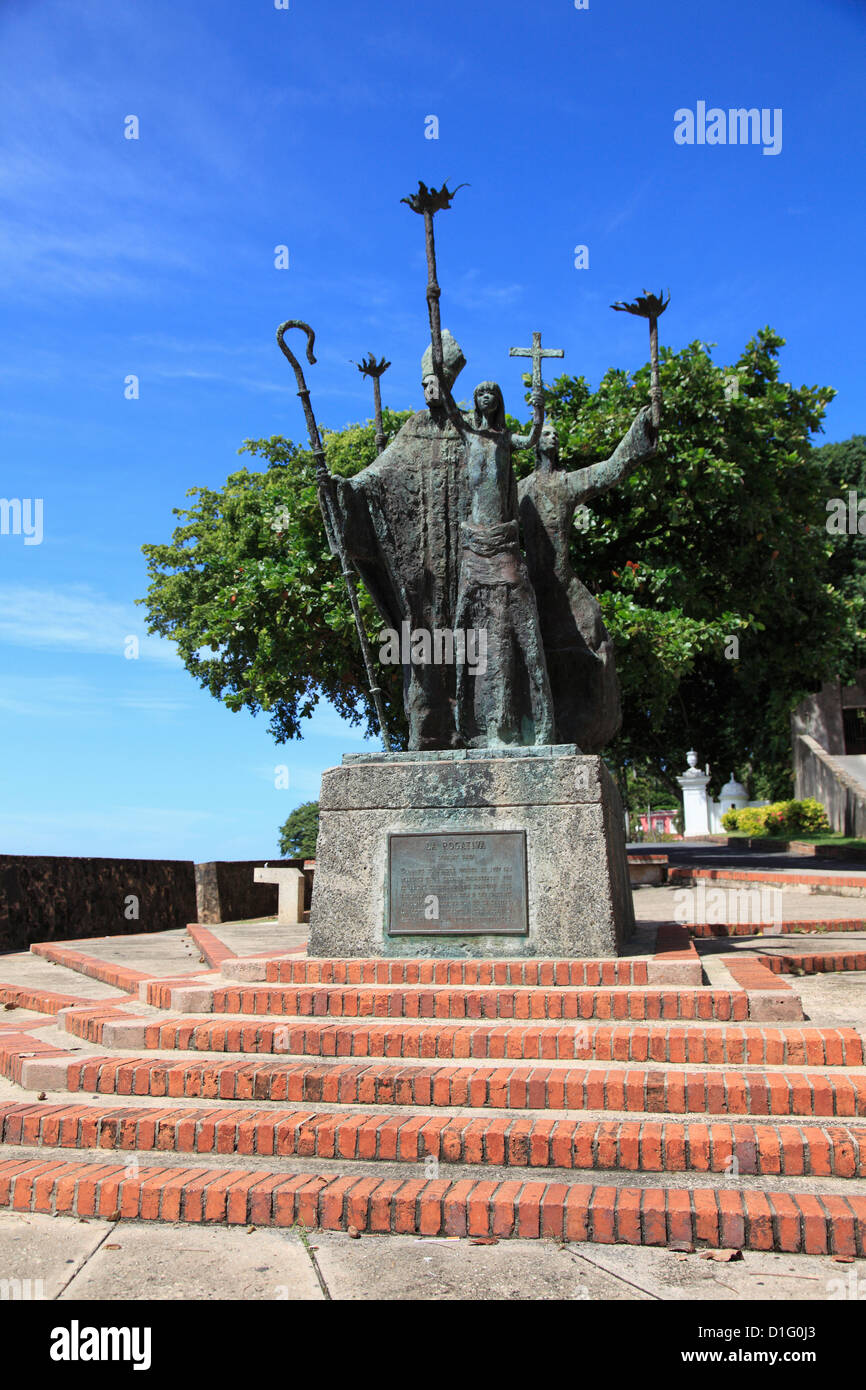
xmin=276 ymin=319 xmax=327 ymax=471
xmin=276 ymin=319 xmax=392 ymax=751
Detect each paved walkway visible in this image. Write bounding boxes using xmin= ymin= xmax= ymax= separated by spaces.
xmin=641 ymin=843 xmax=866 ymax=876
xmin=0 ymin=1208 xmax=854 ymax=1302
xmin=634 ymin=884 xmax=866 ymax=925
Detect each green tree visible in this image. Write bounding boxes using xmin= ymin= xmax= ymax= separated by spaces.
xmin=527 ymin=328 xmax=852 ymax=799
xmin=278 ymin=800 xmax=320 ymax=858
xmin=140 ymin=409 xmax=411 ymax=745
xmin=622 ymin=763 xmax=679 ymax=817
xmin=140 ymin=330 xmax=854 ymax=798
xmin=812 ymin=434 xmax=866 ymax=660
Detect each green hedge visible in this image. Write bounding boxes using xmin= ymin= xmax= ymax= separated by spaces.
xmin=721 ymin=798 xmax=830 ymax=836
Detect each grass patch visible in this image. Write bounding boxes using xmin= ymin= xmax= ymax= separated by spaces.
xmin=726 ymin=831 xmax=866 ymax=851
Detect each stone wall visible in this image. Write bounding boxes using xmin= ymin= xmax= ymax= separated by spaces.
xmin=793 ymin=734 xmax=866 ymax=836
xmin=791 ymin=681 xmax=846 ymax=755
xmin=194 ymin=859 xmax=309 ymax=924
xmin=0 ymin=855 xmax=312 ymax=954
xmin=0 ymin=856 xmax=197 ymax=954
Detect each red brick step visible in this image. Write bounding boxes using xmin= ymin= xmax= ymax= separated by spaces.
xmin=148 ymin=982 xmax=748 ymax=1022
xmin=12 ymin=1051 xmax=866 ymax=1116
xmin=68 ymin=1011 xmax=864 ymax=1067
xmin=0 ymin=1155 xmax=863 ymax=1254
xmin=3 ymin=1101 xmax=863 ymax=1178
xmin=245 ymin=958 xmax=652 ymax=986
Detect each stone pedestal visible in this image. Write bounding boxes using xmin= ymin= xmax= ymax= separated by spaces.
xmin=308 ymin=746 xmax=634 ymax=958
xmin=677 ymin=751 xmax=711 ymax=837
xmin=253 ymin=865 xmax=305 ymax=925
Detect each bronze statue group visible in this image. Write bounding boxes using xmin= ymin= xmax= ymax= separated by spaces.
xmin=280 ymin=183 xmax=660 ymax=755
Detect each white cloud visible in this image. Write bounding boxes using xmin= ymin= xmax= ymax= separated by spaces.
xmin=0 ymin=587 xmax=180 ymax=663
xmin=449 ymin=269 xmax=525 ymax=311
xmin=603 ymin=177 xmax=654 ymax=235
xmin=0 ymin=805 xmax=220 ymax=835
xmin=263 ymin=766 xmax=328 ymax=798
xmin=306 ymin=712 xmax=371 ymax=741
xmin=116 ymin=695 xmax=191 ymax=714
xmin=0 ymin=675 xmax=188 ymax=721
xmin=0 ymin=804 xmax=225 ymax=858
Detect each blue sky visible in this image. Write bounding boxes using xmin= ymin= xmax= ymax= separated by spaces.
xmin=1 ymin=0 xmax=864 ymax=859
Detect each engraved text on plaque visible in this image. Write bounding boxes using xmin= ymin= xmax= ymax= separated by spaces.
xmin=388 ymin=830 xmax=528 ymax=936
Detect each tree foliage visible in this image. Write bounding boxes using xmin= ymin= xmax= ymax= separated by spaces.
xmin=622 ymin=763 xmax=679 ymax=816
xmin=140 ymin=409 xmax=411 ymax=744
xmin=277 ymin=800 xmax=320 ymax=858
xmin=525 ymin=329 xmax=856 ymax=798
xmin=140 ymin=330 xmax=857 ymax=800
xmin=812 ymin=434 xmax=866 ymax=652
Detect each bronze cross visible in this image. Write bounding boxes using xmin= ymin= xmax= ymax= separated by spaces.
xmin=508 ymin=331 xmax=564 ymax=394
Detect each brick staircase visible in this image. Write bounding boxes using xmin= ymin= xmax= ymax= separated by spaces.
xmin=1 ymin=928 xmax=865 ymax=1255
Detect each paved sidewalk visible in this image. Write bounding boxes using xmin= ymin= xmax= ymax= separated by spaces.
xmin=0 ymin=1209 xmax=859 ymax=1301
xmin=634 ymin=884 xmax=866 ymax=925
xmin=642 ymin=843 xmax=866 ymax=876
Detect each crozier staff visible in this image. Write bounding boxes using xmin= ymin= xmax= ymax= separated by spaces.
xmin=276 ymin=318 xmax=392 ymax=750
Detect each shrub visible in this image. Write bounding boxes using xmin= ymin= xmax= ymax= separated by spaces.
xmin=763 ymin=803 xmax=789 ymax=834
xmin=735 ymin=806 xmax=771 ymax=836
xmin=786 ymin=798 xmax=831 ymax=834
xmin=722 ymin=798 xmax=830 ymax=838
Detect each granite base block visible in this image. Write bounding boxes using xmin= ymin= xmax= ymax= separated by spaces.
xmin=308 ymin=750 xmax=635 ymax=958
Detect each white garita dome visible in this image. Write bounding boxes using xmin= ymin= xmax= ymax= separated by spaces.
xmin=719 ymin=772 xmax=748 ymax=807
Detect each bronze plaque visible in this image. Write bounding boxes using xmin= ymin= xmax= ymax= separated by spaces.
xmin=388 ymin=830 xmax=528 ymax=936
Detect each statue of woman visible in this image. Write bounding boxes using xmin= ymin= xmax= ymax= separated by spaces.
xmin=517 ymin=407 xmax=657 ymax=750
xmin=454 ymin=381 xmax=555 ymax=747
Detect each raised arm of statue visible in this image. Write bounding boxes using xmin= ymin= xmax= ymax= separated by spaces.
xmin=509 ymin=387 xmax=545 ymax=453
xmin=421 ymin=329 xmax=469 ymax=436
xmin=566 ymin=404 xmax=656 ymax=506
